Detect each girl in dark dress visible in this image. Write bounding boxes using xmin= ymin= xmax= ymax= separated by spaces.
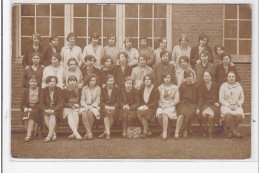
xmin=137 ymin=74 xmax=160 ymax=138
xmin=175 ymin=69 xmax=200 ymax=139
xmin=63 ymin=75 xmax=82 ymax=140
xmin=20 ymin=75 xmax=42 ymax=142
xmin=198 ymin=71 xmax=220 ymax=139
xmin=41 ymin=76 xmax=64 ymax=143
xmin=98 ymin=75 xmax=121 ymax=140
xmin=100 ymin=56 xmax=115 ymax=88
xmin=81 ymin=55 xmax=101 ymax=86
xmin=120 ymin=76 xmax=140 ymax=138
xmin=213 ymin=45 xmax=225 ymax=66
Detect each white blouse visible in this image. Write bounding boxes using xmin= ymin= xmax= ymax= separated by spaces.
xmin=42 ymin=65 xmax=64 ymax=89
xmin=60 ymin=45 xmax=83 ymax=69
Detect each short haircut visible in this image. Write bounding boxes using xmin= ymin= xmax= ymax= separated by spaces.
xmin=84 ymin=55 xmax=97 ymax=63
xmin=49 ymin=35 xmax=58 ymax=43
xmin=227 ymin=71 xmax=236 ymax=78
xmin=28 ymin=75 xmax=39 ymax=84
xmin=124 ymin=36 xmax=133 ymax=43
xmin=51 ymin=53 xmax=61 ymax=62
xmin=67 ymin=57 xmax=78 ymax=66
xmin=161 ymin=72 xmax=171 ymax=79
xmin=178 ymin=34 xmax=189 ymax=43
xmin=200 ymin=49 xmax=210 ymax=58
xmin=143 ymin=73 xmax=155 ymax=83
xmin=179 ymin=56 xmax=190 ymax=64
xmin=66 ymin=32 xmax=77 ymax=41
xmin=117 ymin=51 xmax=129 ymax=60
xmin=46 ymin=76 xmax=58 ymax=84
xmin=31 ymin=33 xmax=41 ymax=40
xmin=101 ymin=55 xmax=114 ymax=65
xmin=124 ymin=76 xmax=133 ymax=84
xmin=29 ymin=52 xmax=42 ymax=60
xmin=159 ymin=37 xmax=167 ymax=43
xmin=203 ymin=70 xmax=213 ymax=78
xmin=139 ymin=54 xmax=148 ymax=61
xmin=221 ymin=53 xmax=232 ymax=61
xmin=184 ymin=69 xmax=194 ymax=79
xmin=107 ymin=33 xmax=117 ymax=41
xmin=214 ymin=45 xmax=225 ymax=54
xmin=160 ymin=50 xmax=169 ymax=58
xmin=68 ymin=75 xmax=78 ymax=83
xmin=90 ymin=32 xmax=100 ymax=40
xmin=106 ymin=74 xmax=115 ymax=82
xmin=198 ymin=33 xmax=209 ymax=44
xmin=84 ymin=74 xmax=98 ymax=86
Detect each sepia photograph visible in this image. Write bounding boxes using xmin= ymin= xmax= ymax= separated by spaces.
xmin=8 ymin=2 xmax=254 ymax=161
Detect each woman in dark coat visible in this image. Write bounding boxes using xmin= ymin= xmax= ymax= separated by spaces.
xmin=198 ymin=71 xmax=220 ymax=139
xmin=22 ymin=33 xmax=44 ymax=68
xmin=214 ymin=54 xmax=240 ymax=85
xmin=22 ymin=53 xmax=44 ymax=88
xmin=100 ymin=55 xmax=115 ymax=88
xmin=190 ymin=33 xmax=213 ymax=68
xmin=98 ymin=75 xmax=121 ymax=140
xmin=20 ymin=75 xmax=42 ymax=142
xmin=81 ymin=55 xmax=101 ymax=86
xmin=137 ymin=74 xmax=159 ymax=138
xmin=42 ymin=35 xmax=60 ymax=67
xmin=120 ymin=76 xmax=140 ymax=138
xmin=41 ymin=76 xmax=64 ymax=143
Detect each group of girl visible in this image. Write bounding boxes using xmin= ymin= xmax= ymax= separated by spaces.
xmin=20 ymin=32 xmax=245 ymax=142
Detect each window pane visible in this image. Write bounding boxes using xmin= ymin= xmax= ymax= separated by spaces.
xmin=239 ymin=21 xmax=251 ymax=38
xmin=21 ymin=4 xmax=35 ymax=16
xmin=103 ymin=19 xmax=116 ymax=38
xmin=140 ymin=19 xmax=152 ymax=37
xmin=51 ymin=4 xmax=64 ymax=16
xmin=76 ymin=38 xmax=86 ymax=51
xmin=224 ymin=21 xmax=237 ymax=38
xmin=154 ymin=38 xmax=160 ymax=49
xmin=239 ymin=40 xmax=251 ymax=55
xmin=74 ymin=18 xmax=86 ymax=36
xmin=74 ymin=4 xmax=86 ymax=17
xmin=224 ymin=40 xmax=237 ymax=54
xmin=36 ymin=4 xmax=50 ymax=16
xmin=239 ymin=5 xmax=251 ymax=19
xmin=125 ymin=4 xmax=138 ymax=18
xmin=103 ymin=5 xmax=116 ymax=17
xmin=154 ymin=4 xmax=166 ymax=18
xmin=21 ymin=37 xmax=31 ymax=55
xmin=131 ymin=39 xmax=138 ymax=50
xmin=88 ymin=19 xmax=101 ymax=37
xmin=40 ymin=37 xmax=50 ymax=50
xmin=88 ymin=4 xmax=101 ymax=17
xmin=140 ymin=4 xmax=152 ymax=18
xmin=225 ymin=5 xmax=237 ymax=19
xmin=52 ymin=18 xmax=64 ymax=36
xmin=125 ymin=19 xmax=138 ymax=37
xmin=36 ymin=18 xmax=49 ymax=36
xmin=57 ymin=37 xmax=64 ymax=50
xmin=21 ymin=18 xmax=34 ymax=36
xmin=154 ymin=19 xmax=166 ymax=37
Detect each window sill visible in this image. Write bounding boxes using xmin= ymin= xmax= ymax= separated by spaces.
xmin=231 ymin=55 xmax=251 ymax=64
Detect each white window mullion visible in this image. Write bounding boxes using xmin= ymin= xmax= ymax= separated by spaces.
xmin=101 ymin=5 xmax=104 ymax=47
xmin=137 ymin=5 xmax=140 ymax=49
xmin=223 ymin=5 xmax=225 ymax=46
xmin=152 ymin=5 xmax=154 ymax=49
xmin=64 ymin=4 xmax=72 ymax=46
xmin=86 ymin=5 xmax=89 ymax=45
xmin=117 ymin=4 xmax=124 ymax=47
xmin=167 ymin=5 xmax=172 ymax=52
xmin=237 ymin=5 xmax=239 ymax=55
xmin=49 ymin=4 xmax=52 ymax=37
xmin=34 ymin=5 xmax=36 ymax=33
xmin=122 ymin=4 xmax=126 ymax=47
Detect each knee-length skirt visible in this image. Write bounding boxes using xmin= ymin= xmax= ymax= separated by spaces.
xmin=100 ymin=108 xmax=119 ymax=120
xmin=177 ymin=102 xmax=196 ymax=117
xmin=119 ymin=109 xmax=136 ymax=120
xmin=21 ymin=108 xmax=42 ymax=125
xmin=138 ymin=109 xmax=156 ymax=121
xmin=201 ymin=104 xmax=220 ymax=123
xmin=220 ymin=106 xmax=244 ymax=118
xmin=156 ymin=107 xmax=177 ymax=120
xmin=80 ymin=107 xmax=100 ymax=119
xmin=63 ymin=108 xmax=80 ymax=119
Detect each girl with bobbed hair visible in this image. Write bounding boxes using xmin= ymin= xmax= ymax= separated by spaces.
xmin=82 ymin=32 xmax=103 ymax=69
xmin=123 ymin=37 xmax=139 ymax=67
xmin=102 ymin=33 xmax=121 ymax=65
xmin=80 ymin=74 xmax=101 ymax=140
xmin=63 ymin=57 xmax=83 ymax=88
xmin=213 ymin=45 xmax=225 ymax=66
xmin=22 ymin=33 xmax=44 ymax=68
xmin=41 ymin=75 xmax=64 ymax=143
xmin=137 ymin=74 xmax=160 ymax=138
xmin=172 ymin=34 xmax=191 ymax=70
xmin=176 ymin=56 xmax=196 ymax=86
xmin=60 ymin=32 xmax=83 ymax=69
xmin=81 ymin=55 xmax=101 ymax=85
xmin=219 ymin=71 xmax=244 ymax=138
xmin=100 ymin=55 xmax=115 ymax=88
xmin=190 ymin=33 xmax=213 ymax=68
xmin=42 ymin=53 xmax=64 ymax=89
xmin=42 ymin=35 xmax=60 ymax=67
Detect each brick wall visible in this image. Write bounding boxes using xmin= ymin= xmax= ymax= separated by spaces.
xmin=12 ymin=62 xmax=24 ymax=109
xmin=171 ymin=4 xmax=223 ymax=49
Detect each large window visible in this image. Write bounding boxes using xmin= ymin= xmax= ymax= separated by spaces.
xmin=20 ymin=4 xmax=65 ymax=55
xmin=224 ymin=4 xmax=251 ymax=55
xmin=124 ymin=4 xmax=167 ymax=49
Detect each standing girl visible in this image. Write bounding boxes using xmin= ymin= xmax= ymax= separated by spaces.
xmin=123 ymin=37 xmax=139 ymax=67
xmin=102 ymin=33 xmax=121 ymax=65
xmin=100 ymin=56 xmax=115 ymax=88
xmin=213 ymin=45 xmax=225 ymax=66
xmin=63 ymin=57 xmax=83 ymax=88
xmin=20 ymin=75 xmax=42 ymax=142
xmin=176 ymin=56 xmax=196 ymax=87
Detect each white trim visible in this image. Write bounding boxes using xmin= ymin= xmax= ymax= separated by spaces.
xmin=49 ymin=4 xmax=52 ymax=37
xmin=18 ymin=4 xmax=21 ymax=57
xmin=64 ymin=4 xmax=72 ymax=46
xmin=117 ymin=4 xmax=124 ymax=47
xmin=101 ymin=5 xmax=104 ymax=46
xmin=152 ymin=5 xmax=154 ymax=49
xmin=137 ymin=5 xmax=140 ymax=49
xmin=86 ymin=5 xmax=89 ymax=45
xmin=166 ymin=4 xmax=172 ymax=51
xmin=237 ymin=4 xmax=239 ymax=54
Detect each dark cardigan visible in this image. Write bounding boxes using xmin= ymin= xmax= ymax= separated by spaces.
xmin=100 ymin=86 xmax=121 ymax=109
xmin=154 ymin=62 xmax=177 ymax=86
xmin=198 ymin=82 xmax=219 ymax=109
xmin=190 ymin=45 xmax=213 ymax=68
xmin=100 ymin=67 xmax=116 ymax=86
xmin=138 ymin=85 xmax=160 ymax=109
xmin=120 ymin=88 xmax=140 ymax=110
xmin=114 ymin=65 xmax=132 ymax=88
xmin=22 ymin=45 xmax=44 ymax=68
xmin=40 ymin=86 xmax=64 ymax=117
xmin=22 ymin=65 xmax=44 ymax=88
xmin=214 ymin=62 xmax=240 ymax=85
xmin=63 ymin=88 xmax=82 ymax=108
xmin=20 ymin=87 xmax=42 ymax=111
xmin=80 ymin=66 xmax=101 ymax=86
xmin=42 ymin=45 xmax=60 ymax=67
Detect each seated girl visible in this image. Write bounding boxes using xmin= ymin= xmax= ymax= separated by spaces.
xmin=123 ymin=37 xmax=139 ymax=67
xmin=175 ymin=69 xmax=199 ymax=139
xmin=63 ymin=75 xmax=83 ymax=140
xmin=63 ymin=57 xmax=83 ymax=88
xmin=80 ymin=74 xmax=101 ymax=140
xmin=41 ymin=76 xmax=64 ymax=143
xmin=98 ymin=75 xmax=121 ymax=140
xmin=20 ymin=75 xmax=43 ymax=142
xmin=213 ymin=45 xmax=225 ymax=66
xmin=219 ymin=71 xmax=244 ymax=138
xmin=137 ymin=74 xmax=159 ymax=138
xmin=198 ymin=71 xmax=220 ymax=139
xmin=156 ymin=73 xmax=179 ymax=140
xmin=176 ymin=56 xmax=196 ymax=87
xmin=102 ymin=33 xmax=121 ymax=65
xmin=100 ymin=55 xmax=115 ymax=88
xmin=120 ymin=76 xmax=140 ymax=138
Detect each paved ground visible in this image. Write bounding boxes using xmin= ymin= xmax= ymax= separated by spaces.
xmin=11 ymin=126 xmax=251 ymax=159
